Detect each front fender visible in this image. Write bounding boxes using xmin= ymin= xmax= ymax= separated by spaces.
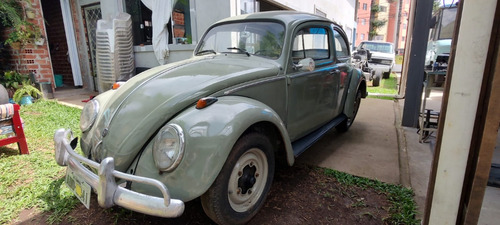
xmin=343 ymin=68 xmax=367 ymax=117
xmin=129 ymin=96 xmax=293 ymax=202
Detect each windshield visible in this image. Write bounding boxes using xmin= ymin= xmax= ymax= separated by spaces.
xmin=359 ymin=42 xmax=394 ymax=54
xmin=438 ymin=7 xmax=457 ymax=40
xmin=196 ymin=21 xmax=285 ymax=59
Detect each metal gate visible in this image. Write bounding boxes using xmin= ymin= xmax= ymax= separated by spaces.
xmin=82 ymin=4 xmax=102 ymax=88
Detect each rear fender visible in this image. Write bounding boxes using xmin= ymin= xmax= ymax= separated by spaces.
xmin=129 ymin=96 xmax=293 ymax=201
xmin=344 ymin=68 xmax=367 ymax=117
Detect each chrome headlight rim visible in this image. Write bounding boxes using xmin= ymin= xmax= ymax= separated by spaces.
xmin=153 ymin=124 xmax=185 ymax=172
xmin=80 ymin=99 xmax=99 ymax=132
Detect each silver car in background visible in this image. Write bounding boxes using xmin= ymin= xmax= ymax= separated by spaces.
xmin=355 ymin=41 xmax=395 ymax=86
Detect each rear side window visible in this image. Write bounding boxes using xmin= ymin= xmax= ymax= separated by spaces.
xmin=291 ymin=27 xmax=330 ymax=63
xmin=333 ymin=30 xmax=349 ymax=58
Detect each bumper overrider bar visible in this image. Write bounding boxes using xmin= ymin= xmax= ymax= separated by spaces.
xmin=54 ymin=129 xmax=185 ymax=218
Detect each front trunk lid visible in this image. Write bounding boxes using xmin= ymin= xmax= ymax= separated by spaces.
xmin=83 ymin=55 xmax=280 ymax=171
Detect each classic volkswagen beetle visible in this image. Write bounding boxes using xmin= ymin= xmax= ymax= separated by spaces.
xmin=54 ymin=11 xmax=366 ymax=225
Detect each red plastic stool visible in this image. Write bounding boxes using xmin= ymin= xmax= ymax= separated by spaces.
xmin=0 ymin=104 xmax=29 ymax=154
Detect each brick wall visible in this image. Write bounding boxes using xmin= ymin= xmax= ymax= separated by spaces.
xmin=6 ymin=0 xmax=54 ymax=88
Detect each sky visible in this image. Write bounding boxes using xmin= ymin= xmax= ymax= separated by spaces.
xmin=439 ymin=0 xmax=459 ymax=6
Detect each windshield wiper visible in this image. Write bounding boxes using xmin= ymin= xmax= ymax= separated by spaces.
xmin=196 ymin=49 xmax=217 ymax=56
xmin=227 ymin=47 xmax=250 ymax=57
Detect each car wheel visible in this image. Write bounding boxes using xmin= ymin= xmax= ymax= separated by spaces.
xmin=372 ymin=75 xmax=380 ymax=87
xmin=382 ymin=71 xmax=391 ymax=79
xmin=337 ymin=89 xmax=362 ymax=132
xmin=201 ymin=132 xmax=275 ymax=225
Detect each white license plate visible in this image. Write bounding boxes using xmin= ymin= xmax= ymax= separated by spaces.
xmin=65 ymin=167 xmax=91 ymax=209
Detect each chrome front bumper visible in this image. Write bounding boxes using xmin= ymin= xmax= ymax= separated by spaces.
xmin=54 ymin=129 xmax=184 ymax=218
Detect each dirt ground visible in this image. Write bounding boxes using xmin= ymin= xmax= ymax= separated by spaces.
xmin=15 ymin=164 xmax=392 ymax=225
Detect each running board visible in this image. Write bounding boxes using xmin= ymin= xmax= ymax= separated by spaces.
xmin=292 ymin=115 xmax=347 ymax=157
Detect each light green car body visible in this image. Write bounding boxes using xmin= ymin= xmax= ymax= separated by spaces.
xmin=79 ymin=11 xmax=366 ymax=203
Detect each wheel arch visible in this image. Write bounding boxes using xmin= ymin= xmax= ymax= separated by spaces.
xmin=344 ymin=68 xmax=367 ymax=118
xmin=129 ymin=96 xmax=294 ymax=202
xmin=242 ymin=121 xmax=291 ymax=168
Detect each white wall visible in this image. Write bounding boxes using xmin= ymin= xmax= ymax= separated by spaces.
xmin=272 ymin=0 xmax=357 ymax=43
xmin=194 ymin=0 xmax=232 ymax=41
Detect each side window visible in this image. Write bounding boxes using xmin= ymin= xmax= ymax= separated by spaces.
xmin=333 ymin=30 xmax=349 ymax=59
xmin=291 ymin=27 xmax=330 ymax=63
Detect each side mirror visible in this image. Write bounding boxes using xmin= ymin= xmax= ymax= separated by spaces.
xmin=295 ymin=58 xmax=315 ymax=72
xmin=366 ymin=50 xmax=372 ymax=61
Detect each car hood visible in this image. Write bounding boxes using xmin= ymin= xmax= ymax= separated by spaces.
xmin=85 ymin=55 xmax=280 ymax=171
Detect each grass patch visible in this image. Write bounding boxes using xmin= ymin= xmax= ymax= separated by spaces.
xmin=0 ymin=100 xmax=82 ymax=224
xmin=367 ymin=73 xmax=399 ymax=98
xmin=323 ymin=168 xmax=420 ymax=225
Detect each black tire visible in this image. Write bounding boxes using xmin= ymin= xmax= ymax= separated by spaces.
xmin=337 ymin=89 xmax=362 ymax=132
xmin=372 ymin=75 xmax=380 ymax=87
xmin=382 ymin=71 xmax=391 ymax=79
xmin=201 ymin=132 xmax=275 ymax=225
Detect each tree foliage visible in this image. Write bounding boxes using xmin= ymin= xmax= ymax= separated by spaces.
xmin=433 ymin=0 xmax=441 ymax=14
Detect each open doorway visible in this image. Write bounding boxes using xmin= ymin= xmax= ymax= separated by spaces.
xmin=41 ymin=0 xmax=73 ymax=88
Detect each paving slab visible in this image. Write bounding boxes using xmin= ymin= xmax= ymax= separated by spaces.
xmin=297 ymin=98 xmax=400 ymax=184
xmin=53 ymin=87 xmax=98 ymax=109
xmin=404 ymin=126 xmax=433 ymax=219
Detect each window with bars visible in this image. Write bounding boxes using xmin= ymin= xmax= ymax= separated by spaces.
xmin=125 ymin=0 xmax=192 ymax=46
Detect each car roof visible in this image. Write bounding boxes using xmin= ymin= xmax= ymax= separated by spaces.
xmin=215 ymin=10 xmax=335 ymax=26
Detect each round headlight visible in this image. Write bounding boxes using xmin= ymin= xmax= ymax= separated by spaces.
xmin=153 ymin=124 xmax=185 ymax=172
xmin=80 ymin=99 xmax=99 ymax=132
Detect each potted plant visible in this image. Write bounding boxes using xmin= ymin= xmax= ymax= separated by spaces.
xmin=13 ymin=80 xmax=42 ymax=105
xmin=0 ymin=70 xmax=29 ymax=97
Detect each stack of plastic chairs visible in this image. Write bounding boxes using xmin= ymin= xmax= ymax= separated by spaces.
xmin=95 ymin=13 xmax=135 ymax=92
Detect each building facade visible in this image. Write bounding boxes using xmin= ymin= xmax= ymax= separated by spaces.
xmin=2 ymin=0 xmax=357 ymax=93
xmin=355 ymin=0 xmax=410 ymax=53
xmin=355 ymin=0 xmax=371 ymax=46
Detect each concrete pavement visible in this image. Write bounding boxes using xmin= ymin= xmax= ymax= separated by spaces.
xmin=297 ymin=98 xmax=401 ymax=184
xmin=53 ymin=87 xmax=98 ymax=109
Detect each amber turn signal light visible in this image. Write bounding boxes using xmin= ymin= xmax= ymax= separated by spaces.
xmin=196 ymin=97 xmax=218 ymax=109
xmin=112 ymin=82 xmax=126 ymax=90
